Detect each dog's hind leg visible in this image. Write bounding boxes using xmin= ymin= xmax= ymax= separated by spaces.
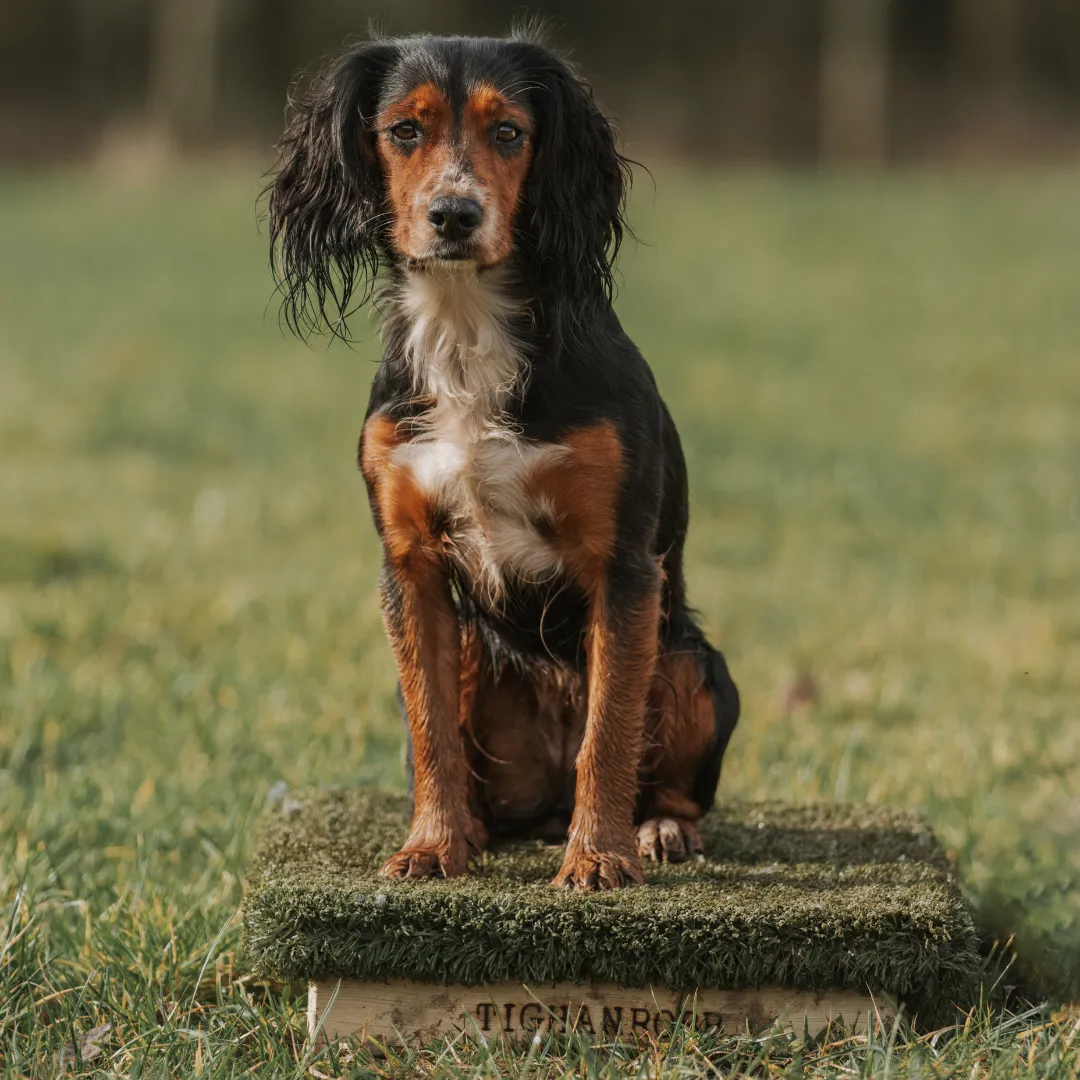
xmin=635 ymin=637 xmax=739 ymax=863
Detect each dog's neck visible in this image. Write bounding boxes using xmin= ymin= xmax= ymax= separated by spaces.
xmin=393 ymin=264 xmax=527 ymax=429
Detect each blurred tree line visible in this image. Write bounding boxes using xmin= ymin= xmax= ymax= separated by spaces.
xmin=2 ymin=0 xmax=1078 ymax=164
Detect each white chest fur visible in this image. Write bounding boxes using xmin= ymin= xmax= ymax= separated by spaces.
xmin=390 ymin=268 xmax=568 ymax=600
xmin=393 ymin=412 xmax=568 ymax=598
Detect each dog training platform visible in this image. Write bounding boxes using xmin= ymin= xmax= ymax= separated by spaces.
xmin=244 ymin=789 xmax=979 ymax=1044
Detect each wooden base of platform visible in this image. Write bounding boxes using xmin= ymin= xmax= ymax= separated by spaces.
xmin=308 ymin=978 xmax=893 ymax=1045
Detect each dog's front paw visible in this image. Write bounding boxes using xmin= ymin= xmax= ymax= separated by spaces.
xmin=380 ymin=845 xmax=462 ymax=879
xmin=380 ymin=817 xmax=486 ymax=880
xmin=552 ymin=847 xmax=643 ymax=890
xmin=636 ymin=817 xmax=704 ymax=863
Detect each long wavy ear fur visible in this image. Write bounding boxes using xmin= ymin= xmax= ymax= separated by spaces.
xmin=511 ymin=42 xmax=633 ymax=339
xmin=267 ymin=41 xmax=397 ymax=340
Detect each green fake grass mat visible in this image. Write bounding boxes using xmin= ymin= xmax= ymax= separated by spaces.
xmin=243 ymin=789 xmax=981 ymax=1015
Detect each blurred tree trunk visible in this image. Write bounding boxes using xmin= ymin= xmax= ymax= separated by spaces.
xmin=953 ymin=0 xmax=1024 ymax=102
xmin=74 ymin=0 xmax=142 ymax=113
xmin=819 ymin=0 xmax=890 ymax=164
xmin=73 ymin=0 xmax=111 ymax=109
xmin=950 ymin=0 xmax=1027 ymax=157
xmin=150 ymin=0 xmax=222 ymax=147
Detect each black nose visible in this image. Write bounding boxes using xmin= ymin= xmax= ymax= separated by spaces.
xmin=427 ymin=196 xmax=483 ymax=242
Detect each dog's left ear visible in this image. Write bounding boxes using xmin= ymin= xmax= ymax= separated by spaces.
xmin=513 ymin=43 xmax=632 ymax=322
xmin=267 ymin=40 xmax=397 ymax=339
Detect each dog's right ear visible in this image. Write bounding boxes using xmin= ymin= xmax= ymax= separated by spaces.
xmin=267 ymin=41 xmax=397 ymax=340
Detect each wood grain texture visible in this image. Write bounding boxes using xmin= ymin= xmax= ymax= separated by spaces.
xmin=308 ymin=978 xmax=893 ymax=1046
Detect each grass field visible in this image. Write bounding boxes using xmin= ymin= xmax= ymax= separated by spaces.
xmin=2 ymin=164 xmax=1079 ymax=1076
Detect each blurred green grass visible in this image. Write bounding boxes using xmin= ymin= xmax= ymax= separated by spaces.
xmin=1 ymin=165 xmax=1079 ymax=1076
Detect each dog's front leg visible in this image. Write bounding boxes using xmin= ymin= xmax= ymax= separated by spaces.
xmin=378 ymin=553 xmax=486 ymax=879
xmin=553 ymin=560 xmax=661 ymax=889
xmin=361 ymin=414 xmax=485 ymax=880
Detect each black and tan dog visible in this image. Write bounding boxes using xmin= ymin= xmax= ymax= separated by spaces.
xmin=267 ymin=31 xmax=739 ymax=890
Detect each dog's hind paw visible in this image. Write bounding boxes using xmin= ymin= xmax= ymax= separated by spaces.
xmin=636 ymin=817 xmax=704 ymax=864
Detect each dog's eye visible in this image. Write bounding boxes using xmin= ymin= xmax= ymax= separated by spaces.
xmin=495 ymin=123 xmax=522 ymax=144
xmin=390 ymin=121 xmax=419 ymax=141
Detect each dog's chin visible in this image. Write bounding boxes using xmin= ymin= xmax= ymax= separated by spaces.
xmin=405 ymin=247 xmax=503 ymax=274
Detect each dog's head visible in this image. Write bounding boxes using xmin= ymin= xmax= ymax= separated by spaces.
xmin=267 ymin=33 xmax=630 ymax=338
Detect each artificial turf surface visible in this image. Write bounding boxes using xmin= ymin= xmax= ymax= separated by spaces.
xmin=244 ymin=788 xmax=980 ymax=1019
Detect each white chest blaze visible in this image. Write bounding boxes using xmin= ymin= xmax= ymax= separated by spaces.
xmin=390 ymin=268 xmax=568 ymax=598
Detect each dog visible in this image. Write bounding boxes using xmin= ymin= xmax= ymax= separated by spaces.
xmin=267 ymin=31 xmax=739 ymax=890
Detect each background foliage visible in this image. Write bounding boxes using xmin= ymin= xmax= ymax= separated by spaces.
xmin=3 ymin=0 xmax=1080 ymax=164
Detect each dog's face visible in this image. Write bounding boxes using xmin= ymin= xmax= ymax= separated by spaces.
xmin=268 ymin=35 xmax=631 ymax=338
xmin=375 ymin=74 xmax=534 ymax=268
